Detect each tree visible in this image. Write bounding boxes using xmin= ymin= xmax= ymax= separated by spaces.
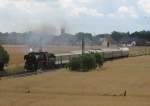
xmin=0 ymin=45 xmax=9 ymax=71
xmin=75 ymin=32 xmax=93 ymax=43
xmin=131 ymin=30 xmax=150 ymax=41
xmin=111 ymin=31 xmax=129 ymax=43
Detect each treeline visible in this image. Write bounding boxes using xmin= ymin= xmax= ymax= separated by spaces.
xmin=0 ymin=31 xmax=150 ymax=45
xmin=111 ymin=31 xmax=150 ymax=46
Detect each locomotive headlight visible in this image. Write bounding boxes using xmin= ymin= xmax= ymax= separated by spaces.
xmin=29 ymin=48 xmax=33 ymax=52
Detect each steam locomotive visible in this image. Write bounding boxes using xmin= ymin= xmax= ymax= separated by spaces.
xmin=24 ymin=48 xmax=129 ymax=72
xmin=24 ymin=52 xmax=56 ymax=71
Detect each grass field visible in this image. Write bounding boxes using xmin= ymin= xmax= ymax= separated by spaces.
xmin=0 ymin=55 xmax=150 ymax=106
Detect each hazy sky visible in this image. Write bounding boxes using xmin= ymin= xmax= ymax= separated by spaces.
xmin=0 ymin=0 xmax=150 ymax=34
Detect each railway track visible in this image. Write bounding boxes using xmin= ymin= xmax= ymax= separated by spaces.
xmin=0 ymin=63 xmax=64 ymax=78
xmin=0 ymin=69 xmax=54 ymax=78
xmin=0 ymin=71 xmax=33 ymax=78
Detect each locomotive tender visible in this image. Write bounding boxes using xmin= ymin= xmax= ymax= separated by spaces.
xmin=24 ymin=48 xmax=129 ymax=71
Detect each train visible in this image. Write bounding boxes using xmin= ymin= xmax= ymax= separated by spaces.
xmin=24 ymin=47 xmax=129 ymax=71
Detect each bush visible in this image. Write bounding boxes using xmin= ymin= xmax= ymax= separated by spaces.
xmin=80 ymin=54 xmax=97 ymax=71
xmin=68 ymin=53 xmax=103 ymax=72
xmin=0 ymin=45 xmax=9 ymax=71
xmin=68 ymin=57 xmax=82 ymax=71
xmin=94 ymin=52 xmax=104 ymax=67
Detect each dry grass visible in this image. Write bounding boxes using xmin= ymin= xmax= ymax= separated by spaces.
xmin=3 ymin=45 xmax=150 ymax=65
xmin=129 ymin=46 xmax=150 ymax=56
xmin=3 ymin=45 xmax=101 ymax=65
xmin=0 ymin=55 xmax=150 ymax=106
xmin=3 ymin=45 xmax=28 ymax=65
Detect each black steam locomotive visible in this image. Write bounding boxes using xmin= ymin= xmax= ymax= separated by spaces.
xmin=24 ymin=52 xmax=56 ymax=72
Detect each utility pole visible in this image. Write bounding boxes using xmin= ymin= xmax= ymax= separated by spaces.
xmin=82 ymin=34 xmax=85 ymax=55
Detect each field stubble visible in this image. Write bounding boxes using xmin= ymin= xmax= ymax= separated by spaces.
xmin=0 ymin=45 xmax=150 ymax=105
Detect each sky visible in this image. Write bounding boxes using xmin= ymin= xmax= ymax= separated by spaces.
xmin=0 ymin=0 xmax=150 ymax=34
